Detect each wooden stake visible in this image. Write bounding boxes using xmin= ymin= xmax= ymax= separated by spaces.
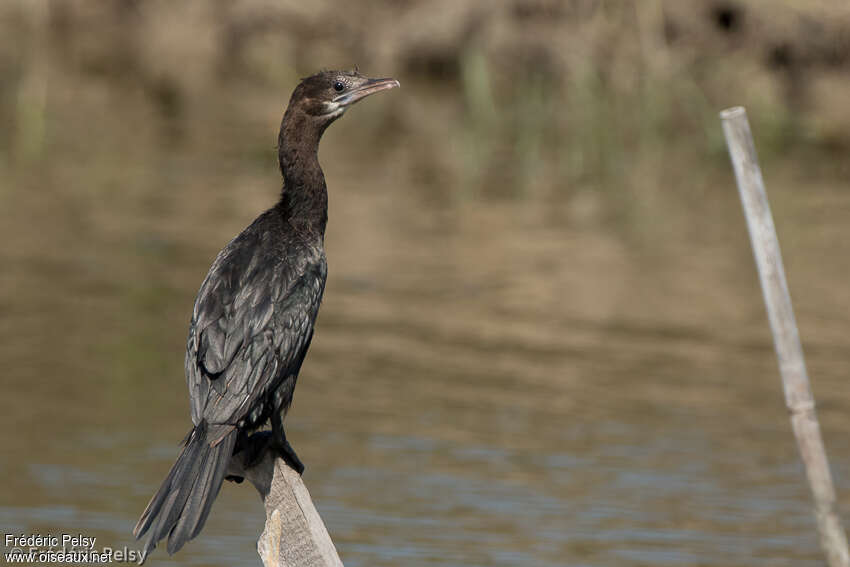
xmin=720 ymin=106 xmax=849 ymax=567
xmin=229 ymin=433 xmax=345 ymax=567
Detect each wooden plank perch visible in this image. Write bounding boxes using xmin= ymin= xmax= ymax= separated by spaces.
xmin=720 ymin=106 xmax=849 ymax=567
xmin=228 ymin=432 xmax=344 ymax=567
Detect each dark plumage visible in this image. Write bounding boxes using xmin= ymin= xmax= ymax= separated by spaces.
xmin=133 ymin=69 xmax=399 ymax=561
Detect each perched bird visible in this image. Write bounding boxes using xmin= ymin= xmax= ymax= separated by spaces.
xmin=133 ymin=70 xmax=399 ymax=560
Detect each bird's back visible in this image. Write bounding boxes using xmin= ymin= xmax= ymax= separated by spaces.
xmin=186 ymin=207 xmax=327 ymax=433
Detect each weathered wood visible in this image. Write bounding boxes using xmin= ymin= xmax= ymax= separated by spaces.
xmin=228 ymin=433 xmax=344 ymax=567
xmin=720 ymin=106 xmax=849 ymax=567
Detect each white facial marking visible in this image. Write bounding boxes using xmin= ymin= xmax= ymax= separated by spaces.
xmin=322 ymin=101 xmax=346 ymax=119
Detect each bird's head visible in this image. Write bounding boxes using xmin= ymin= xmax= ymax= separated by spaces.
xmin=278 ymin=69 xmax=398 ymax=181
xmin=288 ymin=69 xmax=400 ymax=125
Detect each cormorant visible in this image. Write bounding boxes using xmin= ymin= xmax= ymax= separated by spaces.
xmin=133 ymin=70 xmax=399 ymax=560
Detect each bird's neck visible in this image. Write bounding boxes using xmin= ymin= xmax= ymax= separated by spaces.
xmin=277 ymin=111 xmax=329 ymax=238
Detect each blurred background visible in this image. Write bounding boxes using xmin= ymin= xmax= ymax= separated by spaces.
xmin=1 ymin=0 xmax=850 ymax=565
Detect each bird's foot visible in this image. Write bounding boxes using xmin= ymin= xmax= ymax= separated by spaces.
xmin=241 ymin=431 xmax=274 ymax=468
xmin=226 ymin=430 xmax=274 ymax=483
xmin=270 ymin=436 xmax=305 ymax=475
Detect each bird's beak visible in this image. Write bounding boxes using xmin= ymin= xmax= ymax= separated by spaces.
xmin=333 ymin=77 xmax=400 ymax=106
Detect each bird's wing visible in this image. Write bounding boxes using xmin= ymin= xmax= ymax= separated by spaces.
xmin=184 ymin=230 xmax=326 ymax=427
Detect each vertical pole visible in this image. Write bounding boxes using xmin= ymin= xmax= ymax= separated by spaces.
xmin=720 ymin=106 xmax=849 ymax=567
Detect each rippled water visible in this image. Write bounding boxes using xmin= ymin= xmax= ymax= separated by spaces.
xmin=2 ymin=109 xmax=850 ymax=566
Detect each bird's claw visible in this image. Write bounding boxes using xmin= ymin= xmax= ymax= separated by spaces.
xmin=271 ymin=437 xmax=305 ymax=475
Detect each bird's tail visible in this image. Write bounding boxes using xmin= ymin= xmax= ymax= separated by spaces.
xmin=133 ymin=421 xmax=237 ymax=562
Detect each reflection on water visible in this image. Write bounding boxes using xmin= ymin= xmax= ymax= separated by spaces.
xmin=2 ymin=118 xmax=850 ymax=566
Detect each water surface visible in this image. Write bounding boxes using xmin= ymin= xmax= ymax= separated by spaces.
xmin=1 ymin=78 xmax=849 ymax=567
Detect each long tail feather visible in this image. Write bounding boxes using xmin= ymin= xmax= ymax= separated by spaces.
xmin=133 ymin=422 xmax=237 ymax=562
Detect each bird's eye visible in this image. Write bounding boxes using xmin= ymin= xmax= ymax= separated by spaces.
xmin=333 ymin=81 xmax=345 ymax=92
